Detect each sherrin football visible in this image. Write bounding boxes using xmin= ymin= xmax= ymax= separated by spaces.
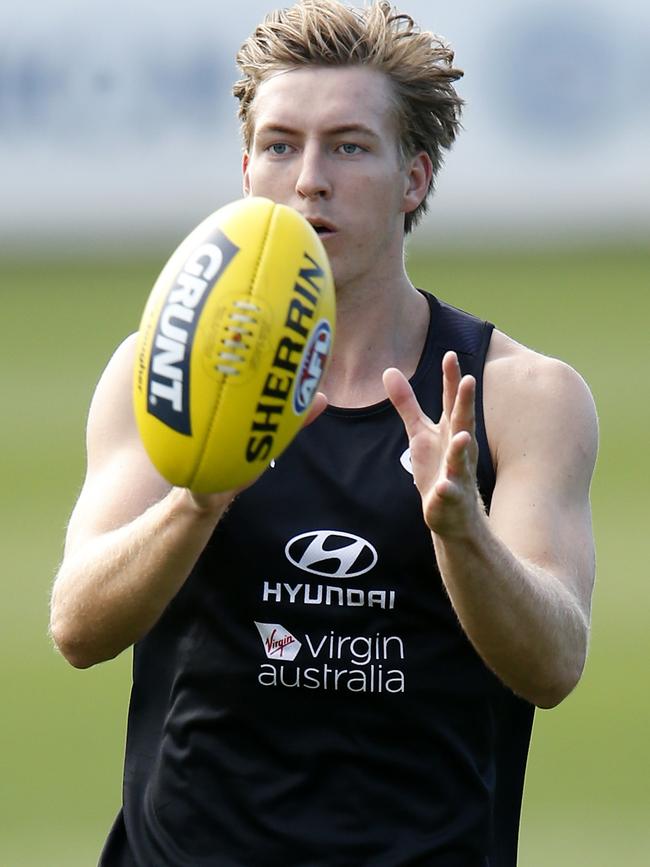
xmin=133 ymin=196 xmax=335 ymax=493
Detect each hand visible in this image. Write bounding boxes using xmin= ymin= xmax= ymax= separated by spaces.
xmin=383 ymin=352 xmax=483 ymax=537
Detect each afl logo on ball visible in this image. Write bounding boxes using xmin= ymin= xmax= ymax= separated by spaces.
xmin=293 ymin=320 xmax=332 ymax=414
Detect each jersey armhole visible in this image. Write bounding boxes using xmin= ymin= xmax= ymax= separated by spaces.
xmin=474 ymin=321 xmax=496 ymax=508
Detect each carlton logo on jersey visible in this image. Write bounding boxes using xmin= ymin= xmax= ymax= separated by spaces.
xmin=146 ymin=229 xmax=239 ymax=435
xmin=400 ymin=447 xmax=413 ymax=475
xmin=285 ymin=531 xmax=378 ymax=578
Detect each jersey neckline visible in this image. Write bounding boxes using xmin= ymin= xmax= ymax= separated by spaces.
xmin=322 ymin=290 xmax=439 ymax=419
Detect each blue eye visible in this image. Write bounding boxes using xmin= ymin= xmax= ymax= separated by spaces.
xmin=339 ymin=143 xmax=363 ymax=155
xmin=268 ymin=143 xmax=290 ymax=155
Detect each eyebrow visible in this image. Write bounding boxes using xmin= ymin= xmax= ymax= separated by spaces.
xmin=254 ymin=123 xmax=382 ymax=141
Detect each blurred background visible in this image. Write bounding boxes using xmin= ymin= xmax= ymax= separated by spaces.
xmin=1 ymin=1 xmax=648 ymax=864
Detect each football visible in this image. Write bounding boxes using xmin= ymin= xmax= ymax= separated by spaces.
xmin=133 ymin=196 xmax=336 ymax=493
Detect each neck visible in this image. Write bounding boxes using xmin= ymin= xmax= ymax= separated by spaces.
xmin=322 ymin=271 xmax=430 ymax=409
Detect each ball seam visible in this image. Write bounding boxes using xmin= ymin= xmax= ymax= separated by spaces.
xmin=189 ymin=200 xmax=276 ymax=491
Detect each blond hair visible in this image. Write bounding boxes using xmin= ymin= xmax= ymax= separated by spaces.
xmin=233 ymin=0 xmax=463 ymax=233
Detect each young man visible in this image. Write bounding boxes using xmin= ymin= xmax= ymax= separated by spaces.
xmin=50 ymin=1 xmax=598 ymax=864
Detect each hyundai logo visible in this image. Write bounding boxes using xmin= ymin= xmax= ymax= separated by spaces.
xmin=285 ymin=531 xmax=378 ymax=578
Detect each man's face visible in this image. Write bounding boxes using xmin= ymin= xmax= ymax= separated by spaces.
xmin=243 ymin=66 xmax=421 ymax=292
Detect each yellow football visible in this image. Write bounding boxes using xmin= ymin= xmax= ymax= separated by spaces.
xmin=133 ymin=197 xmax=335 ymax=493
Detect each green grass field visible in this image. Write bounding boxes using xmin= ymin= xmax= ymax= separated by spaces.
xmin=1 ymin=243 xmax=648 ymax=865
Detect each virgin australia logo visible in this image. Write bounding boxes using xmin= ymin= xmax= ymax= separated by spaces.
xmin=285 ymin=531 xmax=378 ymax=578
xmin=255 ymin=622 xmax=302 ymax=661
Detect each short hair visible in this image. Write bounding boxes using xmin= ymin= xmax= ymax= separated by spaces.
xmin=233 ymin=0 xmax=464 ymax=233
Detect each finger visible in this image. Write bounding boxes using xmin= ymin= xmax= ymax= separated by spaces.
xmin=450 ymin=374 xmax=476 ymax=437
xmin=383 ymin=367 xmax=430 ymax=439
xmin=303 ymin=391 xmax=328 ymax=428
xmin=444 ymin=430 xmax=473 ymax=479
xmin=442 ymin=351 xmax=461 ymax=421
xmin=430 ymin=433 xmax=472 ymax=504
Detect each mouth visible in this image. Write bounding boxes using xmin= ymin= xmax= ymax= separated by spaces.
xmin=305 ymin=217 xmax=337 ymax=239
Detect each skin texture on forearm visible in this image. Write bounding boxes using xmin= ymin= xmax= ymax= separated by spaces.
xmin=383 ymin=345 xmax=597 ymax=709
xmin=50 ymin=333 xmax=327 ymax=670
xmin=50 ymin=488 xmax=228 ymax=668
xmin=432 ymin=514 xmax=589 ymax=708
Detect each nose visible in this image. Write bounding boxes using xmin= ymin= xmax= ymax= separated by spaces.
xmin=295 ymin=145 xmax=331 ymax=200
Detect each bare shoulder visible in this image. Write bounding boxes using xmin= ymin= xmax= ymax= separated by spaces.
xmin=86 ymin=332 xmax=168 ymax=492
xmin=483 ymin=330 xmax=598 ymax=474
xmin=86 ymin=334 xmax=169 ymax=504
xmin=484 ymin=329 xmax=596 ymax=399
xmin=85 ymin=333 xmax=140 ymax=468
xmin=90 ymin=332 xmax=138 ymax=409
xmin=64 ymin=334 xmax=170 ymax=554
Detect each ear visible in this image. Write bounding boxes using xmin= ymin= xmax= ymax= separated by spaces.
xmin=401 ymin=152 xmax=433 ymax=216
xmin=242 ymin=152 xmax=251 ymax=196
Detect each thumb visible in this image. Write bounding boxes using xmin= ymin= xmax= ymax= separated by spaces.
xmin=303 ymin=391 xmax=328 ymax=428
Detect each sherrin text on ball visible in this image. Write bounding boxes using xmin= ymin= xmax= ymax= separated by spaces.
xmin=133 ymin=197 xmax=336 ymax=493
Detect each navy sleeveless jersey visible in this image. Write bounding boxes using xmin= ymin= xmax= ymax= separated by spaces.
xmin=101 ymin=292 xmax=535 ymax=867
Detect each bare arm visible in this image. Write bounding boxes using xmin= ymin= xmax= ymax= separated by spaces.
xmin=384 ymin=338 xmax=598 ymax=708
xmin=49 ymin=335 xmax=234 ymax=668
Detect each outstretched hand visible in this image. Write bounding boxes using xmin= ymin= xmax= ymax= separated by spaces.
xmin=383 ymin=352 xmax=482 ymax=537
